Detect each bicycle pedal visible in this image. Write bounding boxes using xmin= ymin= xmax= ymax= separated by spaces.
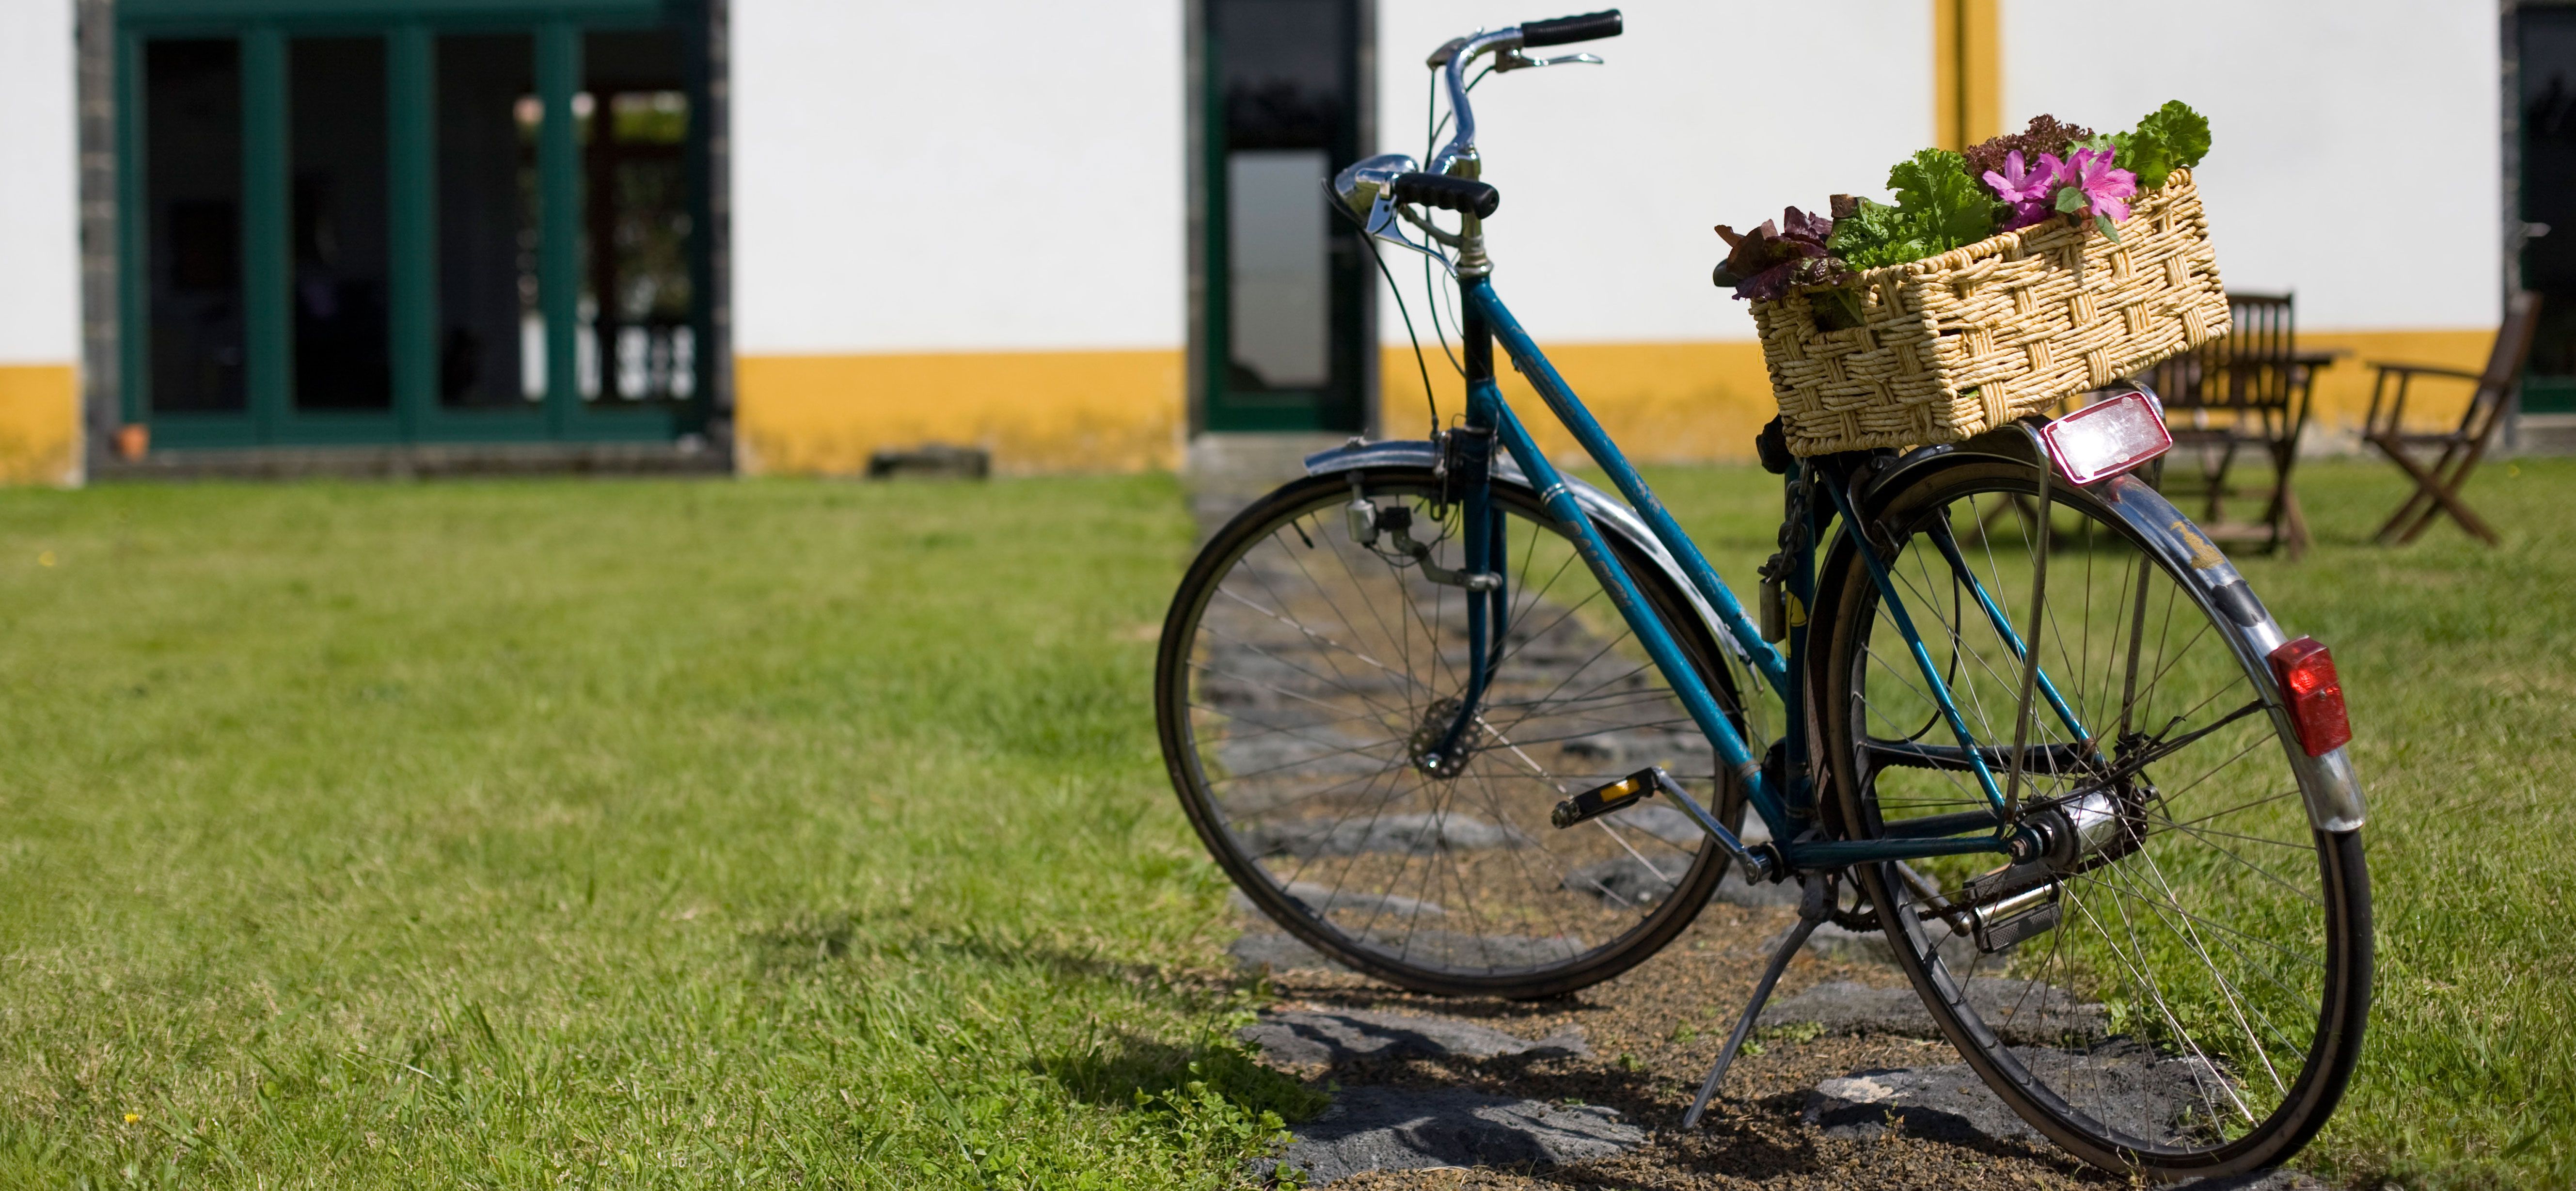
xmin=1552 ymin=767 xmax=1660 ymax=829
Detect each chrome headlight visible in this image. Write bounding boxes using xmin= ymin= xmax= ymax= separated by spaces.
xmin=1332 ymin=153 xmax=1420 ymax=220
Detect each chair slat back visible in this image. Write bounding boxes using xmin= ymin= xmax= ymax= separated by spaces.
xmin=2216 ymin=292 xmax=2295 ymax=410
xmin=2142 ymin=292 xmax=2295 ymax=412
xmin=2481 ymin=291 xmax=2546 ymax=394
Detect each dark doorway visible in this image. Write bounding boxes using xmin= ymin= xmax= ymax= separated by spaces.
xmin=2520 ymin=6 xmax=2576 ymax=413
xmin=1197 ymin=0 xmax=1370 ymax=433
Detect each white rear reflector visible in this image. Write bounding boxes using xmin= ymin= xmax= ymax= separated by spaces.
xmin=2039 ymin=390 xmax=2173 ymax=485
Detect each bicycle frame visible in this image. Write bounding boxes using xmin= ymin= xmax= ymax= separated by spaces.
xmin=1436 ymin=276 xmax=2068 ymax=871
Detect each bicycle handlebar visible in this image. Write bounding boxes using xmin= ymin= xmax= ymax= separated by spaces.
xmin=1392 ymin=173 xmax=1501 ymax=218
xmin=1426 ymin=10 xmax=1622 ymax=179
xmin=1521 ymin=10 xmax=1623 ymax=47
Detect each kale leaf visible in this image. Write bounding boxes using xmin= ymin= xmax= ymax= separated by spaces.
xmin=1712 ymin=207 xmax=1850 ymax=302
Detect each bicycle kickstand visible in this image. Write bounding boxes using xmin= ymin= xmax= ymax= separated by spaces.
xmin=1682 ymin=872 xmax=1834 ymax=1129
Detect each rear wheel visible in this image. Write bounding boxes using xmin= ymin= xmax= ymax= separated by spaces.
xmin=1155 ymin=467 xmax=1752 ymax=998
xmin=1818 ymin=457 xmax=2371 ymax=1177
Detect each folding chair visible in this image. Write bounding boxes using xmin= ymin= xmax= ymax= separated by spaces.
xmin=2364 ymin=292 xmax=2545 ymax=546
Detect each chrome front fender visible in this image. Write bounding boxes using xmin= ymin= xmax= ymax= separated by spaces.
xmin=1301 ymin=439 xmax=1751 ymax=668
xmin=1865 ymin=436 xmax=2366 ymax=833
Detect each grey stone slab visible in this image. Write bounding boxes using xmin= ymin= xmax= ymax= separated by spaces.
xmin=1231 ymin=882 xmax=1447 ymax=920
xmin=1363 ymin=929 xmax=1587 ymax=970
xmin=1761 ymin=979 xmax=2107 ymax=1045
xmin=1227 ymin=929 xmax=1586 ymax=977
xmin=1803 ymin=1042 xmax=2232 ymax=1151
xmin=1230 ymin=932 xmax=1352 ymax=975
xmin=1239 ymin=1009 xmax=1588 ymax=1066
xmin=1258 ymin=1086 xmax=1644 ymax=1184
xmin=1565 ymin=855 xmax=1687 ymax=908
xmin=1241 ymin=811 xmax=1530 ymax=858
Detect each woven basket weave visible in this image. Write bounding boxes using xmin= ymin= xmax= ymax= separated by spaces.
xmin=1752 ymin=168 xmax=2229 ymax=456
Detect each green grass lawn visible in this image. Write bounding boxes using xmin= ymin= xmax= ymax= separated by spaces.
xmin=0 ymin=459 xmax=2569 ymax=1188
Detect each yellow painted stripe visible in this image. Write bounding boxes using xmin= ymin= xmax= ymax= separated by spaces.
xmin=1933 ymin=0 xmax=2002 ymax=151
xmin=734 ymin=349 xmax=1182 ymax=476
xmin=2293 ymin=329 xmax=2497 ymax=437
xmin=1383 ymin=341 xmax=1780 ymax=465
xmin=730 ymin=329 xmax=2501 ymax=476
xmin=0 ymin=364 xmax=81 ymax=486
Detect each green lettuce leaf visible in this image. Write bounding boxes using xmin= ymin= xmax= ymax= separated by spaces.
xmin=1828 ymin=149 xmax=2003 ymax=270
xmin=2121 ymin=101 xmax=2211 ymax=189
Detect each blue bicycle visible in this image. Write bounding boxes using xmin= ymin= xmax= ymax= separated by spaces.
xmin=1155 ymin=12 xmax=2370 ymax=1178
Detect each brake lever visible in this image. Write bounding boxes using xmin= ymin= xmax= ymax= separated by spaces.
xmin=1490 ymin=49 xmax=1604 ymax=73
xmin=1363 ymin=192 xmax=1457 ymax=275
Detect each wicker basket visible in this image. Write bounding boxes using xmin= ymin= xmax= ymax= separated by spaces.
xmin=1752 ymin=168 xmax=2229 ymax=456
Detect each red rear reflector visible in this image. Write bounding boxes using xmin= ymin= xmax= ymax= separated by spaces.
xmin=2267 ymin=637 xmax=2352 ymax=757
xmin=2040 ymin=390 xmax=2173 ymax=485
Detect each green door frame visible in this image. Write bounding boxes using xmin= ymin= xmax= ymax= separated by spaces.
xmin=1190 ymin=0 xmax=1375 ymax=436
xmin=116 ymin=0 xmax=714 ymax=448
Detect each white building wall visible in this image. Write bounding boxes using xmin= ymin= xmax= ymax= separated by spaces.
xmin=2002 ymin=0 xmax=2501 ymax=331
xmin=1375 ymin=0 xmax=1936 ymax=345
xmin=0 ymin=0 xmax=82 ymax=367
xmin=730 ymin=0 xmax=1186 ymax=354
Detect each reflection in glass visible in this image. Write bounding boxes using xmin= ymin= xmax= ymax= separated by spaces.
xmin=435 ymin=33 xmax=537 ymax=407
xmin=145 ymin=39 xmax=247 ymax=414
xmin=1227 ymin=150 xmax=1329 ymax=388
xmin=582 ymin=30 xmax=695 ymax=403
xmin=289 ymin=36 xmax=392 ymax=411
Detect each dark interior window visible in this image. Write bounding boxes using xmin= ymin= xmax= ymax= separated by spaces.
xmin=435 ymin=32 xmax=538 ymax=407
xmin=582 ymin=30 xmax=695 ymax=403
xmin=145 ymin=38 xmax=247 ymax=414
xmin=289 ymin=35 xmax=393 ymax=411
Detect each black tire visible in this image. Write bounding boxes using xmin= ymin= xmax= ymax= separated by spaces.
xmin=1156 ymin=467 xmax=1751 ymax=999
xmin=1816 ymin=456 xmax=2371 ymax=1178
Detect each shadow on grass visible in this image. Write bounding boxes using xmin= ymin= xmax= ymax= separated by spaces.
xmin=1035 ymin=1029 xmax=1329 ymax=1124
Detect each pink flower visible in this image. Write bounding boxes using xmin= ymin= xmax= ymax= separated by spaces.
xmin=2052 ymin=148 xmax=2138 ymax=224
xmin=1984 ymin=150 xmax=2057 ymax=231
xmin=1982 ymin=150 xmax=2052 ymax=203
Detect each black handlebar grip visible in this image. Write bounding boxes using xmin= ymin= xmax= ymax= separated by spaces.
xmin=1521 ymin=9 xmax=1622 ymax=47
xmin=1391 ymin=172 xmax=1501 ymax=219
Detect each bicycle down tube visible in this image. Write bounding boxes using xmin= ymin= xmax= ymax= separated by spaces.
xmin=1455 ymin=276 xmax=2032 ymax=868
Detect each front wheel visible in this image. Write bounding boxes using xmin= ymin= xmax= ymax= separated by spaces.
xmin=1155 ymin=466 xmax=1752 ymax=999
xmin=1817 ymin=456 xmax=2371 ymax=1178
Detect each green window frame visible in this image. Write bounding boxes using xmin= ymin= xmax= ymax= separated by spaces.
xmin=116 ymin=0 xmax=716 ymax=448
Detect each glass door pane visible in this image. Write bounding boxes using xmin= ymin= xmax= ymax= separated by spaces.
xmin=145 ymin=38 xmax=247 ymax=415
xmin=582 ymin=29 xmax=695 ymax=404
xmin=1228 ymin=149 xmax=1330 ymax=389
xmin=434 ymin=33 xmax=539 ymax=409
xmin=288 ymin=36 xmax=392 ymax=412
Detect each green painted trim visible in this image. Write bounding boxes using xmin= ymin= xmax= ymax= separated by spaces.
xmin=387 ymin=24 xmax=434 ymax=440
xmin=115 ymin=33 xmax=146 ymax=425
xmin=2524 ymin=376 xmax=2576 ymax=414
xmin=123 ymin=0 xmax=668 ymax=24
xmin=537 ymin=20 xmax=579 ymax=436
xmin=242 ymin=27 xmax=291 ymax=442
